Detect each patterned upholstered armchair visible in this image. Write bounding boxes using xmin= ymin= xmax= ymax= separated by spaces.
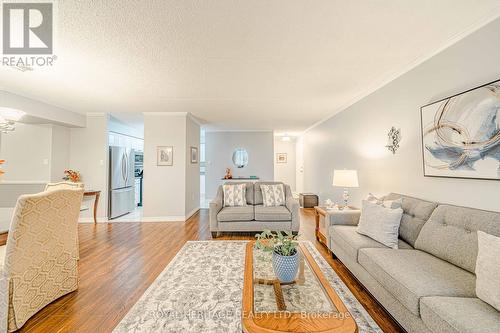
xmin=0 ymin=188 xmax=84 ymax=332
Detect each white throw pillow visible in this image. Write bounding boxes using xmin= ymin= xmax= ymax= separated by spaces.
xmin=357 ymin=200 xmax=403 ymax=249
xmin=366 ymin=193 xmax=402 ymax=209
xmin=260 ymin=184 xmax=285 ymax=207
xmin=222 ymin=184 xmax=247 ymax=207
xmin=475 ymin=231 xmax=500 ymax=311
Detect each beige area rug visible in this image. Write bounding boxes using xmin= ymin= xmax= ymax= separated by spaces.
xmin=113 ymin=241 xmax=382 ymax=333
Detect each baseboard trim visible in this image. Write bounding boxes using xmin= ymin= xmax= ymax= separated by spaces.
xmin=140 ymin=216 xmax=186 ymax=222
xmin=78 ymin=208 xmax=201 ymax=223
xmin=78 ymin=217 xmax=108 ymax=223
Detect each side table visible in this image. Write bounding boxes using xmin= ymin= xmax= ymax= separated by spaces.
xmin=314 ymin=206 xmax=361 ymax=249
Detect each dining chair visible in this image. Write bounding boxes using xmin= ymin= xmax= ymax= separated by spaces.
xmin=44 ymin=181 xmax=84 ymax=191
xmin=0 ymin=188 xmax=84 ymax=332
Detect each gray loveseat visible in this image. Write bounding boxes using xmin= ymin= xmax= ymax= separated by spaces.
xmin=209 ymin=181 xmax=300 ymax=238
xmin=328 ymin=193 xmax=500 ymax=333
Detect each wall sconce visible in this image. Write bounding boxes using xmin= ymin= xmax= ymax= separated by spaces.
xmin=386 ymin=127 xmax=401 ymax=154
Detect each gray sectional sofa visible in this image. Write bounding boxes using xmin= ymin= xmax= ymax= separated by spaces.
xmin=328 ymin=193 xmax=500 ymax=333
xmin=209 ymin=181 xmax=300 ymax=237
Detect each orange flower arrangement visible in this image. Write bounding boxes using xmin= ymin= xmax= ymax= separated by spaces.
xmin=63 ymin=169 xmax=81 ymax=182
xmin=0 ymin=159 xmax=5 ymax=177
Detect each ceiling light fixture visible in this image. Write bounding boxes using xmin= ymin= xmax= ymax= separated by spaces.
xmin=0 ymin=108 xmax=26 ymax=133
xmin=281 ymin=133 xmax=291 ymax=142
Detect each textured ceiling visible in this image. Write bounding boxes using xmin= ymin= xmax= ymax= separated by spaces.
xmin=1 ymin=0 xmax=500 ymax=131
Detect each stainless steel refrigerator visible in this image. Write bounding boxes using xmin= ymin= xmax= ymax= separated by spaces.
xmin=109 ymin=147 xmax=135 ymax=219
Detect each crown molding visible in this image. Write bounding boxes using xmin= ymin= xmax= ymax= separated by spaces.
xmin=204 ymin=129 xmax=273 ymax=133
xmin=303 ymin=11 xmax=500 ymax=134
xmin=187 ymin=113 xmax=203 ymax=126
xmin=86 ymin=112 xmax=106 ymax=117
xmin=142 ymin=112 xmax=187 ymax=117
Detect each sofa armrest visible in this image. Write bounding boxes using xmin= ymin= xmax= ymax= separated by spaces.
xmin=286 ymin=196 xmax=300 ymax=232
xmin=327 ymin=209 xmax=361 ymax=227
xmin=209 ymin=187 xmax=223 ymax=231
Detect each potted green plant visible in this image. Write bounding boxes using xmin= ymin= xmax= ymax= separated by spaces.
xmin=255 ymin=230 xmax=299 ymax=283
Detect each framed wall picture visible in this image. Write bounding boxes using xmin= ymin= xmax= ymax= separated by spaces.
xmin=420 ymin=79 xmax=500 ymax=180
xmin=276 ymin=153 xmax=287 ymax=164
xmin=190 ymin=146 xmax=198 ymax=164
xmin=157 ymin=146 xmax=173 ymax=166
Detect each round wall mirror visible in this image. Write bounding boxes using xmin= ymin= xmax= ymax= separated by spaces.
xmin=232 ymin=148 xmax=249 ymax=168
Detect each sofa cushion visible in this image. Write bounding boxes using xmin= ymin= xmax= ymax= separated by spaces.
xmin=254 ymin=181 xmax=284 ymax=205
xmin=420 ymin=297 xmax=500 ymax=333
xmin=383 ymin=193 xmax=438 ymax=247
xmin=330 ymin=225 xmax=412 ymax=262
xmin=415 ymin=205 xmax=500 ymax=273
xmin=358 ymin=248 xmax=476 ymax=316
xmin=217 ymin=206 xmax=254 ymax=222
xmin=254 ymin=205 xmax=291 ymax=221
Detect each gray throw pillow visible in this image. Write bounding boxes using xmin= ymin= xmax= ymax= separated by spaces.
xmin=357 ymin=200 xmax=403 ymax=249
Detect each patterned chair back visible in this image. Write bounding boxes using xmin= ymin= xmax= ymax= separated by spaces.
xmin=1 ymin=188 xmax=84 ymax=331
xmin=44 ymin=181 xmax=84 ymax=191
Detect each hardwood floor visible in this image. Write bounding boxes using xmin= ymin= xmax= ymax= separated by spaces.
xmin=16 ymin=208 xmax=404 ymax=333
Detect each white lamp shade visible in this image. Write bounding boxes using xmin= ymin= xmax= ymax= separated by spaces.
xmin=332 ymin=170 xmax=359 ymax=188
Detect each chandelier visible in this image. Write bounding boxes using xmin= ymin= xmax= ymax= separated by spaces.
xmin=0 ymin=108 xmax=25 ymax=133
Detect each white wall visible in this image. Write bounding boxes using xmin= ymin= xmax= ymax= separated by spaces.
xmin=185 ymin=117 xmax=200 ymax=217
xmin=143 ymin=113 xmax=187 ymax=219
xmin=205 ymin=131 xmax=274 ymax=199
xmin=0 ymin=123 xmax=52 ymax=181
xmin=295 ymin=136 xmax=304 ymax=193
xmin=108 ymin=115 xmax=144 ymax=140
xmin=303 ymin=17 xmax=500 ymax=212
xmin=274 ymin=137 xmax=296 ymax=190
xmin=70 ymin=114 xmax=109 ymax=220
xmin=50 ymin=125 xmax=71 ymax=181
xmin=0 ymin=123 xmax=71 ymax=208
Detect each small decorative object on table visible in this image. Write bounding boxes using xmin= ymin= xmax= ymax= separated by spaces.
xmin=63 ymin=169 xmax=81 ymax=182
xmin=223 ymin=167 xmax=232 ymax=179
xmin=324 ymin=198 xmax=336 ymax=209
xmin=255 ymin=230 xmax=299 ymax=283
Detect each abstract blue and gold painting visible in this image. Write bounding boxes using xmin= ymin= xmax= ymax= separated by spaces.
xmin=421 ymin=80 xmax=500 ymax=180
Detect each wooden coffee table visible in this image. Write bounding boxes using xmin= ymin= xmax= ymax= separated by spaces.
xmin=242 ymin=242 xmax=358 ymax=333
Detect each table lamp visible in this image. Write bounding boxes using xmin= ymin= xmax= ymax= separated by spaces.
xmin=332 ymin=170 xmax=359 ymax=209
